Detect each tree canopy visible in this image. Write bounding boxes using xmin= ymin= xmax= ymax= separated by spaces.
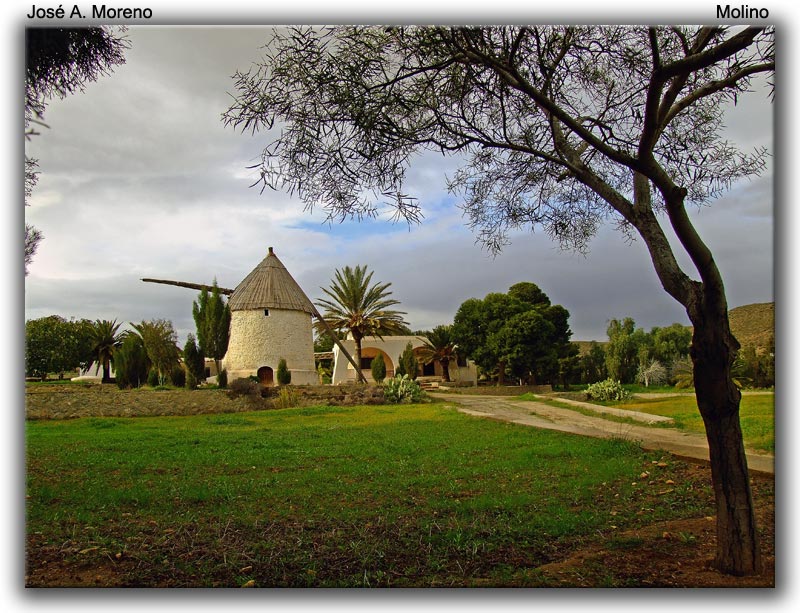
xmin=192 ymin=281 xmax=231 ymax=378
xmin=315 ymin=264 xmax=410 ymax=373
xmin=25 ymin=315 xmax=93 ymax=380
xmin=225 ymin=25 xmax=774 ymax=576
xmin=452 ymin=282 xmax=574 ymax=385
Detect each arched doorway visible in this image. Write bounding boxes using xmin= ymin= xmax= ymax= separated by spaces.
xmin=360 ymin=347 xmax=395 ymax=380
xmin=257 ymin=366 xmax=274 ymax=387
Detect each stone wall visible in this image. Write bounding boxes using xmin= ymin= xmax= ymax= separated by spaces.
xmin=25 ymin=383 xmax=387 ymax=420
xmin=261 ymin=384 xmax=386 ymax=406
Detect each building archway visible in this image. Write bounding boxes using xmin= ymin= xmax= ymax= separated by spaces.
xmin=257 ymin=366 xmax=274 ymax=387
xmin=359 ymin=347 xmax=395 ymax=380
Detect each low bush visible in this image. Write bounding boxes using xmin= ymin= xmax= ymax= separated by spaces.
xmin=585 ymin=378 xmax=629 ymax=402
xmin=227 ymin=378 xmax=262 ymax=399
xmin=277 ymin=358 xmax=291 ymax=385
xmin=275 ymin=386 xmax=300 ymax=409
xmin=371 ymin=353 xmax=386 ymax=383
xmin=383 ymin=374 xmax=426 ymax=404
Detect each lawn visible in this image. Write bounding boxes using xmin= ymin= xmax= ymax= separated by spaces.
xmin=26 ymin=402 xmax=720 ymax=587
xmin=614 ymin=394 xmax=775 ymax=453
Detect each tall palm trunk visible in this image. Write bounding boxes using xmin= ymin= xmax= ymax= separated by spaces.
xmin=102 ymin=356 xmax=111 ymax=383
xmin=439 ymin=358 xmax=451 ymax=382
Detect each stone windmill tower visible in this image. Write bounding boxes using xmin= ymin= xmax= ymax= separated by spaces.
xmin=223 ymin=247 xmax=317 ymax=385
xmin=142 ymin=247 xmax=366 ymax=385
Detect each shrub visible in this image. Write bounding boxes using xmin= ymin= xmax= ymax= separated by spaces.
xmin=169 ymin=365 xmax=186 ymax=388
xmin=277 ymin=358 xmax=292 ymax=385
xmin=147 ymin=368 xmax=160 ymax=388
xmin=585 ymin=378 xmax=629 ymax=402
xmin=275 ymin=386 xmax=300 ymax=409
xmin=115 ymin=333 xmax=149 ymax=389
xmin=398 ymin=343 xmax=419 ymax=380
xmin=371 ymin=353 xmax=386 ymax=383
xmin=383 ymin=374 xmax=426 ymax=404
xmin=182 ymin=334 xmax=205 ymax=386
xmin=228 ymin=377 xmax=261 ymax=399
xmin=185 ymin=370 xmax=198 ymax=390
xmin=217 ymin=369 xmax=228 ymax=389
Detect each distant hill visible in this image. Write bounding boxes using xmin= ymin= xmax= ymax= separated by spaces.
xmin=572 ymin=302 xmax=774 ymax=353
xmin=728 ymin=302 xmax=774 ymax=350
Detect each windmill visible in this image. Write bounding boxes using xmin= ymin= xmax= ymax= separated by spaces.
xmin=142 ymin=247 xmax=367 ymax=384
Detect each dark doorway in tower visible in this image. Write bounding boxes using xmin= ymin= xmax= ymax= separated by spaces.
xmin=258 ymin=366 xmax=274 ymax=387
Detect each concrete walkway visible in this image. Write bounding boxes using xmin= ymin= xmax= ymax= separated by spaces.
xmin=429 ymin=393 xmax=774 ymax=475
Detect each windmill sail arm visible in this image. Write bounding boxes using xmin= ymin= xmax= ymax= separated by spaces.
xmin=141 ymin=278 xmax=234 ymax=295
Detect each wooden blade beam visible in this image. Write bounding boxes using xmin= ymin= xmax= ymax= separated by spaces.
xmin=141 ymin=278 xmax=234 ymax=295
xmin=142 ymin=277 xmax=367 ymax=384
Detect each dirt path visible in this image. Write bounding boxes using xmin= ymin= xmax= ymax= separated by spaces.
xmin=430 ymin=393 xmax=774 ymax=475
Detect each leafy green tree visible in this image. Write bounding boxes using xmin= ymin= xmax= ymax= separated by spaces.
xmin=557 ymin=351 xmax=582 ymax=391
xmin=192 ymin=280 xmax=231 ymax=378
xmin=650 ymin=323 xmax=692 ymax=366
xmin=315 ymin=265 xmax=409 ymax=369
xmin=225 ymin=25 xmax=774 ymax=575
xmin=417 ymin=325 xmax=458 ymax=382
xmin=496 ymin=311 xmax=557 ymax=384
xmin=370 ymin=352 xmax=387 ymax=383
xmin=182 ymin=333 xmax=205 ymax=389
xmin=580 ymin=341 xmax=607 ymax=384
xmin=25 ymin=315 xmax=86 ymax=380
xmin=734 ymin=343 xmax=774 ymax=389
xmin=86 ymin=319 xmax=122 ymax=383
xmin=114 ymin=332 xmax=149 ymax=389
xmin=604 ymin=318 xmax=639 ymax=384
xmin=131 ymin=319 xmax=180 ymax=387
xmin=507 ymin=282 xmax=551 ymax=308
xmin=453 ymin=284 xmax=574 ymax=385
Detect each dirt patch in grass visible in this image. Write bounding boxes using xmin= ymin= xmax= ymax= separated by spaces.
xmin=533 ymin=467 xmax=774 ymax=587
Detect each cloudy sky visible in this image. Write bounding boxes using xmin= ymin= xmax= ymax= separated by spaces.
xmin=21 ymin=10 xmax=775 ymax=346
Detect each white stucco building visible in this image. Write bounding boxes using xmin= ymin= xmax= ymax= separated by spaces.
xmin=222 ymin=247 xmax=318 ymax=386
xmin=330 ymin=335 xmax=478 ymax=386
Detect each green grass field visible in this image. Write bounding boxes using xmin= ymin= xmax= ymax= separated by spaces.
xmin=614 ymin=394 xmax=774 ymax=453
xmin=26 ymin=402 xmax=719 ymax=587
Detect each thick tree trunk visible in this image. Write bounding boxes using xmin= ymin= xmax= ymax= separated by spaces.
xmin=102 ymin=358 xmax=111 ymax=383
xmin=691 ymin=311 xmax=763 ymax=576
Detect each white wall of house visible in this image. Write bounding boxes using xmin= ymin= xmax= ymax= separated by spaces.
xmin=331 ymin=335 xmax=477 ymax=385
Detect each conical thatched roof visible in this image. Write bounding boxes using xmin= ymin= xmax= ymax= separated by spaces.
xmin=228 ymin=247 xmax=315 ymax=314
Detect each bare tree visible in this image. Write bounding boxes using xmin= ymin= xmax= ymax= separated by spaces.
xmin=224 ymin=26 xmax=774 ymax=575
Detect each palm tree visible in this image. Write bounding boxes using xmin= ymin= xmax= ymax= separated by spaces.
xmin=315 ymin=265 xmax=409 ymax=371
xmin=88 ymin=319 xmax=122 ymax=383
xmin=131 ymin=319 xmax=180 ymax=387
xmin=417 ymin=324 xmax=459 ymax=382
